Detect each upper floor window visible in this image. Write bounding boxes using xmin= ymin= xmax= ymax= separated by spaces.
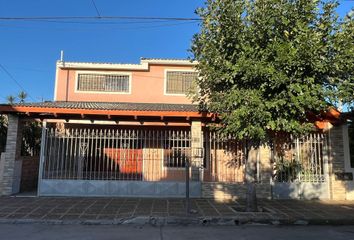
xmin=77 ymin=73 xmax=130 ymax=93
xmin=165 ymin=70 xmax=198 ymax=95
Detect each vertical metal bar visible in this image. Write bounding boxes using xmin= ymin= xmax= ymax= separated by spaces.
xmin=212 ymin=131 xmax=216 ymax=181
xmin=103 ymin=129 xmax=107 ymax=180
xmin=58 ymin=129 xmax=63 ymax=179
xmin=89 ymin=129 xmax=93 ymax=180
xmin=57 ymin=129 xmax=63 ymax=179
xmin=78 ymin=128 xmax=83 ymax=180
xmin=318 ymin=133 xmax=323 ymax=180
xmin=296 ymin=135 xmax=300 ymax=182
xmin=47 ymin=128 xmax=53 ymax=179
xmin=140 ymin=129 xmax=143 ymax=181
xmin=114 ymin=129 xmax=118 ymax=180
xmin=64 ymin=129 xmax=69 ymax=180
xmin=37 ymin=121 xmax=47 ymax=195
xmin=132 ymin=129 xmax=135 ymax=181
xmin=226 ymin=134 xmax=230 ymax=182
xmin=152 ymin=130 xmax=157 ymax=182
xmin=119 ymin=129 xmax=123 ymax=181
xmin=317 ymin=133 xmax=322 ymax=182
xmin=97 ymin=129 xmax=101 ymax=180
xmin=74 ymin=128 xmax=79 ymax=179
xmin=54 ymin=129 xmax=59 ymax=179
xmin=84 ymin=128 xmax=88 ymax=179
xmin=94 ymin=129 xmax=98 ymax=180
xmin=106 ymin=129 xmax=110 ymax=180
xmin=110 ymin=129 xmax=114 ymax=180
xmin=144 ymin=129 xmax=148 ymax=181
xmin=66 ymin=129 xmax=74 ymax=179
xmin=127 ymin=129 xmax=131 ymax=181
xmin=61 ymin=129 xmax=66 ymax=179
xmin=124 ymin=129 xmax=128 ymax=181
xmin=110 ymin=129 xmax=114 ymax=179
xmin=185 ymin=129 xmax=190 ymax=214
xmin=256 ymin=144 xmax=260 ymax=183
xmin=312 ymin=134 xmax=316 ymax=182
xmin=148 ymin=130 xmax=152 ymax=178
xmin=41 ymin=127 xmax=48 ymax=180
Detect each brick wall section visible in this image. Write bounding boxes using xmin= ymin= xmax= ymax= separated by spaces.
xmin=202 ymin=182 xmax=271 ymax=200
xmin=0 ymin=114 xmax=22 ymax=195
xmin=329 ymin=125 xmax=347 ymax=200
xmin=19 ymin=156 xmax=39 ymax=192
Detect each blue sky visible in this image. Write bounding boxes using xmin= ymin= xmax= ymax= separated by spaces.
xmin=0 ymin=0 xmax=353 ymax=103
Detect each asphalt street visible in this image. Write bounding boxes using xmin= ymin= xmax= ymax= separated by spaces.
xmin=0 ymin=224 xmax=354 ymax=240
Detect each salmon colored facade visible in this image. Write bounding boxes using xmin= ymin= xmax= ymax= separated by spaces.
xmin=54 ymin=59 xmax=197 ymax=104
xmin=1 ymin=58 xmax=352 ymax=200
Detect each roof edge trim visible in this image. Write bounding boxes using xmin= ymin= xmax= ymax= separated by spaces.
xmin=57 ymin=58 xmax=197 ymax=70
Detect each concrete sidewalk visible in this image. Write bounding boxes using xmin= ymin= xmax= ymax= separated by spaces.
xmin=0 ymin=197 xmax=354 ymax=225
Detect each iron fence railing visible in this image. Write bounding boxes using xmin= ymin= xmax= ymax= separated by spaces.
xmin=41 ymin=127 xmax=194 ymax=182
xmin=272 ymin=133 xmax=327 ymax=183
xmin=40 ymin=126 xmax=327 ymax=184
xmin=203 ymin=131 xmax=246 ymax=183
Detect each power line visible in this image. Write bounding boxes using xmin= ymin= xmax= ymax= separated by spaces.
xmin=26 ymin=19 xmax=183 ymax=25
xmin=0 ymin=16 xmax=202 ymax=21
xmin=91 ymin=0 xmax=101 ymax=18
xmin=0 ymin=19 xmax=199 ymax=32
xmin=0 ymin=63 xmax=35 ymax=101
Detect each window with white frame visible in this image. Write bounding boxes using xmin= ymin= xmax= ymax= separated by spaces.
xmin=77 ymin=73 xmax=130 ymax=93
xmin=165 ymin=71 xmax=197 ymax=95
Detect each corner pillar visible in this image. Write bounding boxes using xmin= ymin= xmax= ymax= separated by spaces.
xmin=0 ymin=114 xmax=23 ymax=195
xmin=191 ymin=121 xmax=203 ymax=181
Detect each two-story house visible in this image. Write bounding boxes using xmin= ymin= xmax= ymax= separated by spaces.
xmin=0 ymin=57 xmax=353 ymax=200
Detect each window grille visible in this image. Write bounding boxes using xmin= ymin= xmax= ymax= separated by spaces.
xmin=165 ymin=71 xmax=197 ymax=94
xmin=77 ymin=73 xmax=130 ymax=92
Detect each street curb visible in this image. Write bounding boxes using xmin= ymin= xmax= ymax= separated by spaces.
xmin=1 ymin=216 xmax=354 ymax=226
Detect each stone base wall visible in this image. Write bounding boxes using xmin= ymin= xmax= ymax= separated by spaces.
xmin=328 ymin=125 xmax=354 ymax=200
xmin=202 ymin=182 xmax=271 ymax=200
xmin=20 ymin=156 xmax=39 ymax=192
xmin=331 ymin=178 xmax=347 ymax=200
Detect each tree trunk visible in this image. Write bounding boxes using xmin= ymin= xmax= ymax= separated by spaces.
xmin=245 ymin=144 xmax=259 ymax=212
xmin=246 ymin=182 xmax=257 ymax=212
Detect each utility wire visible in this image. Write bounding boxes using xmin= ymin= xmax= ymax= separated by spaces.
xmin=0 ymin=16 xmax=202 ymax=21
xmin=27 ymin=19 xmax=181 ymax=25
xmin=0 ymin=19 xmax=199 ymax=32
xmin=91 ymin=0 xmax=101 ymax=18
xmin=0 ymin=63 xmax=35 ymax=101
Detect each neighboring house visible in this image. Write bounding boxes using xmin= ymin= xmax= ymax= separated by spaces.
xmin=0 ymin=57 xmax=353 ymax=200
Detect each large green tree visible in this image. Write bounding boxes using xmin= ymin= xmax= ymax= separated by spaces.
xmin=191 ymin=0 xmax=354 ymax=211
